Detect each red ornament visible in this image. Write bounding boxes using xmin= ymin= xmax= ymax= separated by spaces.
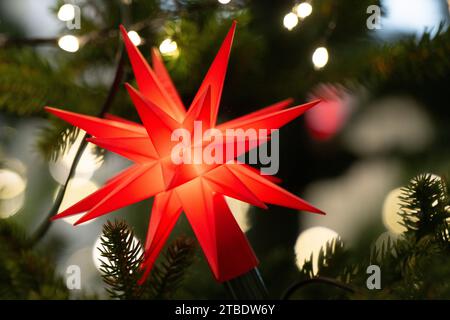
xmin=305 ymin=84 xmax=352 ymax=141
xmin=45 ymin=22 xmax=324 ymax=283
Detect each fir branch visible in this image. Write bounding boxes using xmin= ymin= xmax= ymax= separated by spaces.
xmin=0 ymin=220 xmax=69 ymax=299
xmin=400 ymin=174 xmax=450 ymax=243
xmin=30 ymin=48 xmax=126 ymax=245
xmin=98 ymin=220 xmax=144 ymax=300
xmin=145 ymin=235 xmax=197 ymax=300
xmin=96 ymin=219 xmax=197 ymax=300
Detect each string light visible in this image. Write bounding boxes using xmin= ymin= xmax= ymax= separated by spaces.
xmin=159 ymin=38 xmax=179 ymax=56
xmin=296 ymin=2 xmax=313 ymax=19
xmin=57 ymin=4 xmax=76 ymax=22
xmin=218 ymin=0 xmax=231 ymax=4
xmin=312 ymin=46 xmax=329 ymax=69
xmin=58 ymin=35 xmax=80 ymax=52
xmin=127 ymin=30 xmax=142 ymax=46
xmin=283 ymin=12 xmax=299 ymax=30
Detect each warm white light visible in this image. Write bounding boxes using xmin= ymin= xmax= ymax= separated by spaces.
xmin=49 ymin=130 xmax=103 ymax=184
xmin=159 ymin=38 xmax=178 ymax=56
xmin=92 ymin=235 xmax=143 ymax=273
xmin=0 ymin=169 xmax=26 ymax=219
xmin=225 ymin=197 xmax=251 ymax=232
xmin=218 ymin=0 xmax=231 ymax=4
xmin=127 ymin=30 xmax=142 ymax=46
xmin=0 ymin=169 xmax=26 ymax=199
xmin=312 ymin=46 xmax=329 ymax=69
xmin=57 ymin=4 xmax=76 ymax=22
xmin=382 ymin=188 xmax=407 ymax=234
xmin=294 ymin=226 xmax=340 ymax=275
xmin=296 ymin=2 xmax=313 ymax=19
xmin=283 ymin=12 xmax=299 ymax=30
xmin=54 ymin=178 xmax=98 ymax=225
xmin=58 ymin=35 xmax=80 ymax=53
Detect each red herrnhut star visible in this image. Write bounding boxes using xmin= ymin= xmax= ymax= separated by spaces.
xmin=45 ymin=22 xmax=324 ymax=283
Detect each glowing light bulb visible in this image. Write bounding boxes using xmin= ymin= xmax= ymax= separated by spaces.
xmin=294 ymin=226 xmax=340 ymax=275
xmin=283 ymin=12 xmax=299 ymax=30
xmin=296 ymin=2 xmax=313 ymax=18
xmin=57 ymin=4 xmax=76 ymax=22
xmin=312 ymin=46 xmax=329 ymax=69
xmin=159 ymin=38 xmax=178 ymax=56
xmin=127 ymin=30 xmax=142 ymax=46
xmin=58 ymin=35 xmax=80 ymax=53
xmin=218 ymin=0 xmax=231 ymax=4
xmin=92 ymin=235 xmax=143 ymax=273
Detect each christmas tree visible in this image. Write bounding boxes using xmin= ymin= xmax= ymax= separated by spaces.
xmin=0 ymin=0 xmax=449 ymax=300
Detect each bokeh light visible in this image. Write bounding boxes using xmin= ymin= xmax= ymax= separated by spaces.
xmin=294 ymin=226 xmax=340 ymax=275
xmin=127 ymin=30 xmax=142 ymax=46
xmin=382 ymin=187 xmax=407 ymax=234
xmin=54 ymin=178 xmax=99 ymax=225
xmin=296 ymin=2 xmax=313 ymax=19
xmin=57 ymin=4 xmax=76 ymax=22
xmin=312 ymin=47 xmax=329 ymax=69
xmin=225 ymin=196 xmax=251 ymax=232
xmin=92 ymin=235 xmax=143 ymax=273
xmin=283 ymin=13 xmax=299 ymax=31
xmin=49 ymin=130 xmax=103 ymax=185
xmin=159 ymin=38 xmax=179 ymax=57
xmin=58 ymin=35 xmax=80 ymax=53
xmin=0 ymin=168 xmax=26 ymax=218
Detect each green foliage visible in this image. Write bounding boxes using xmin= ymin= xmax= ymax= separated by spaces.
xmin=400 ymin=174 xmax=450 ymax=243
xmin=97 ymin=219 xmax=197 ymax=300
xmin=98 ymin=220 xmax=144 ymax=300
xmin=145 ymin=236 xmax=197 ymax=299
xmin=292 ymin=173 xmax=450 ymax=299
xmin=0 ymin=219 xmax=69 ymax=299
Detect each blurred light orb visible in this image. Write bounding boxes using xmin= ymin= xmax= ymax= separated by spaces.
xmin=283 ymin=13 xmax=299 ymax=31
xmin=49 ymin=130 xmax=103 ymax=184
xmin=382 ymin=188 xmax=407 ymax=234
xmin=127 ymin=30 xmax=142 ymax=46
xmin=296 ymin=2 xmax=313 ymax=19
xmin=0 ymin=169 xmax=26 ymax=219
xmin=54 ymin=178 xmax=98 ymax=225
xmin=0 ymin=169 xmax=26 ymax=199
xmin=57 ymin=4 xmax=76 ymax=22
xmin=218 ymin=0 xmax=231 ymax=4
xmin=312 ymin=47 xmax=329 ymax=69
xmin=58 ymin=35 xmax=80 ymax=53
xmin=343 ymin=96 xmax=434 ymax=156
xmin=295 ymin=226 xmax=340 ymax=275
xmin=306 ymin=84 xmax=352 ymax=141
xmin=225 ymin=196 xmax=251 ymax=232
xmin=159 ymin=38 xmax=178 ymax=57
xmin=92 ymin=235 xmax=143 ymax=273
